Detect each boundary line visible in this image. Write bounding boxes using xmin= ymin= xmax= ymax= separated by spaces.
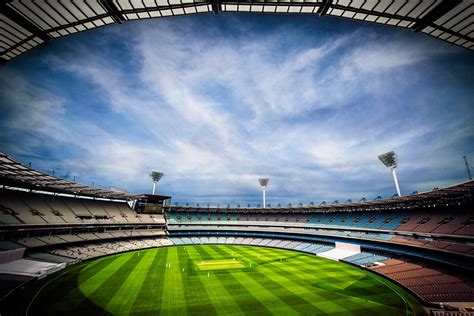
xmin=370 ymin=272 xmax=411 ymax=316
xmin=25 ymin=263 xmax=85 ymax=316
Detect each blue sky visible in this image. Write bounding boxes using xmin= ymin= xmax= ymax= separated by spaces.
xmin=1 ymin=14 xmax=473 ymax=206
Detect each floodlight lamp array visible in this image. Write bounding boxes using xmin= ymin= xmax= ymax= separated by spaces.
xmin=259 ymin=178 xmax=269 ymax=188
xmin=378 ymin=151 xmax=398 ymax=169
xmin=150 ymin=171 xmax=164 ymax=182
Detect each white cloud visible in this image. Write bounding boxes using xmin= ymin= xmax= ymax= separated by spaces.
xmin=0 ymin=73 xmax=65 ymax=138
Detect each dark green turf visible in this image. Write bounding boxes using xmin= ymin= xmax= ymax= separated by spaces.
xmin=25 ymin=245 xmax=426 ymax=315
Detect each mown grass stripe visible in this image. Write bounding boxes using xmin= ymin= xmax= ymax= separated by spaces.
xmin=211 ymin=245 xmax=326 ymax=315
xmin=176 ymin=246 xmax=218 ymax=316
xmin=262 ymin=252 xmax=392 ymax=299
xmin=131 ymin=247 xmax=168 ymax=313
xmin=251 ymin=247 xmax=362 ymax=277
xmin=79 ymin=252 xmax=135 ymax=295
xmin=206 ymin=245 xmax=308 ymax=315
xmin=160 ymin=246 xmax=187 ymax=315
xmin=194 ymin=245 xmax=272 ymax=316
xmin=229 ymin=246 xmax=368 ymax=287
xmin=231 ymin=246 xmax=355 ymax=313
xmin=185 ymin=246 xmax=244 ymax=315
xmin=212 ymin=245 xmax=415 ymax=315
xmin=78 ymin=257 xmax=121 ymax=285
xmin=79 ymin=256 xmax=108 ymax=272
xmin=233 ymin=246 xmax=396 ymax=314
xmin=84 ymin=251 xmax=144 ymax=309
xmin=28 ymin=262 xmax=110 ymax=315
xmin=105 ymin=250 xmax=156 ymax=314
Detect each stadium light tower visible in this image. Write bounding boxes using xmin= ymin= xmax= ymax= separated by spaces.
xmin=463 ymin=156 xmax=472 ymax=180
xmin=378 ymin=151 xmax=401 ymax=197
xmin=150 ymin=171 xmax=164 ymax=195
xmin=258 ymin=178 xmax=269 ymax=208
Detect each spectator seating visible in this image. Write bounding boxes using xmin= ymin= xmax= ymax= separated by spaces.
xmin=167 ymin=207 xmax=472 ymax=237
xmin=370 ymin=258 xmax=474 ymax=303
xmin=49 ymin=238 xmax=173 ymax=260
xmin=0 ymin=190 xmax=166 ymax=225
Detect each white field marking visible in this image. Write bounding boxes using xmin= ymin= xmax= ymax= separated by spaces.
xmin=370 ymin=274 xmax=410 ymax=316
xmin=26 ymin=263 xmax=85 ymax=316
xmin=197 ymin=260 xmax=240 ymax=266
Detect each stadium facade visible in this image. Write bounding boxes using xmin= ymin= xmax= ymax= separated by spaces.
xmin=0 ymin=152 xmax=473 ymax=314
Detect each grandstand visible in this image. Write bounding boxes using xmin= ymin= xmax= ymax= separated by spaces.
xmin=0 ymin=152 xmax=473 ymax=314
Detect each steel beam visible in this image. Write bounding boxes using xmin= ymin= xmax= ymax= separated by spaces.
xmin=0 ymin=3 xmax=51 ymax=41
xmin=211 ymin=0 xmax=221 ymax=14
xmin=317 ymin=0 xmax=332 ymax=16
xmin=99 ymin=0 xmax=125 ymax=23
xmin=412 ymin=0 xmax=463 ymax=33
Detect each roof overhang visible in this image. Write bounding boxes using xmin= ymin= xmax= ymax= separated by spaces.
xmin=0 ymin=152 xmax=140 ymax=200
xmin=1 ymin=0 xmax=472 ymax=64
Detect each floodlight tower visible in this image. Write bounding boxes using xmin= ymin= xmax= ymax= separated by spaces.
xmin=150 ymin=171 xmax=164 ymax=195
xmin=463 ymin=156 xmax=472 ymax=180
xmin=258 ymin=178 xmax=269 ymax=208
xmin=378 ymin=151 xmax=401 ymax=197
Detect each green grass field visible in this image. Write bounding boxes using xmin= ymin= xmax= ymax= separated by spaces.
xmin=26 ymin=245 xmax=425 ymax=315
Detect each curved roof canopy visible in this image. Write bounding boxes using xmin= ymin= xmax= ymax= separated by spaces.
xmin=1 ymin=0 xmax=473 ymax=64
xmin=0 ymin=152 xmax=140 ymax=200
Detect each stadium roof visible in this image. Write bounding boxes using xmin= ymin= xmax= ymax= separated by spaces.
xmin=1 ymin=0 xmax=473 ymax=64
xmin=171 ymin=180 xmax=474 ymax=212
xmin=0 ymin=152 xmax=140 ymax=200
